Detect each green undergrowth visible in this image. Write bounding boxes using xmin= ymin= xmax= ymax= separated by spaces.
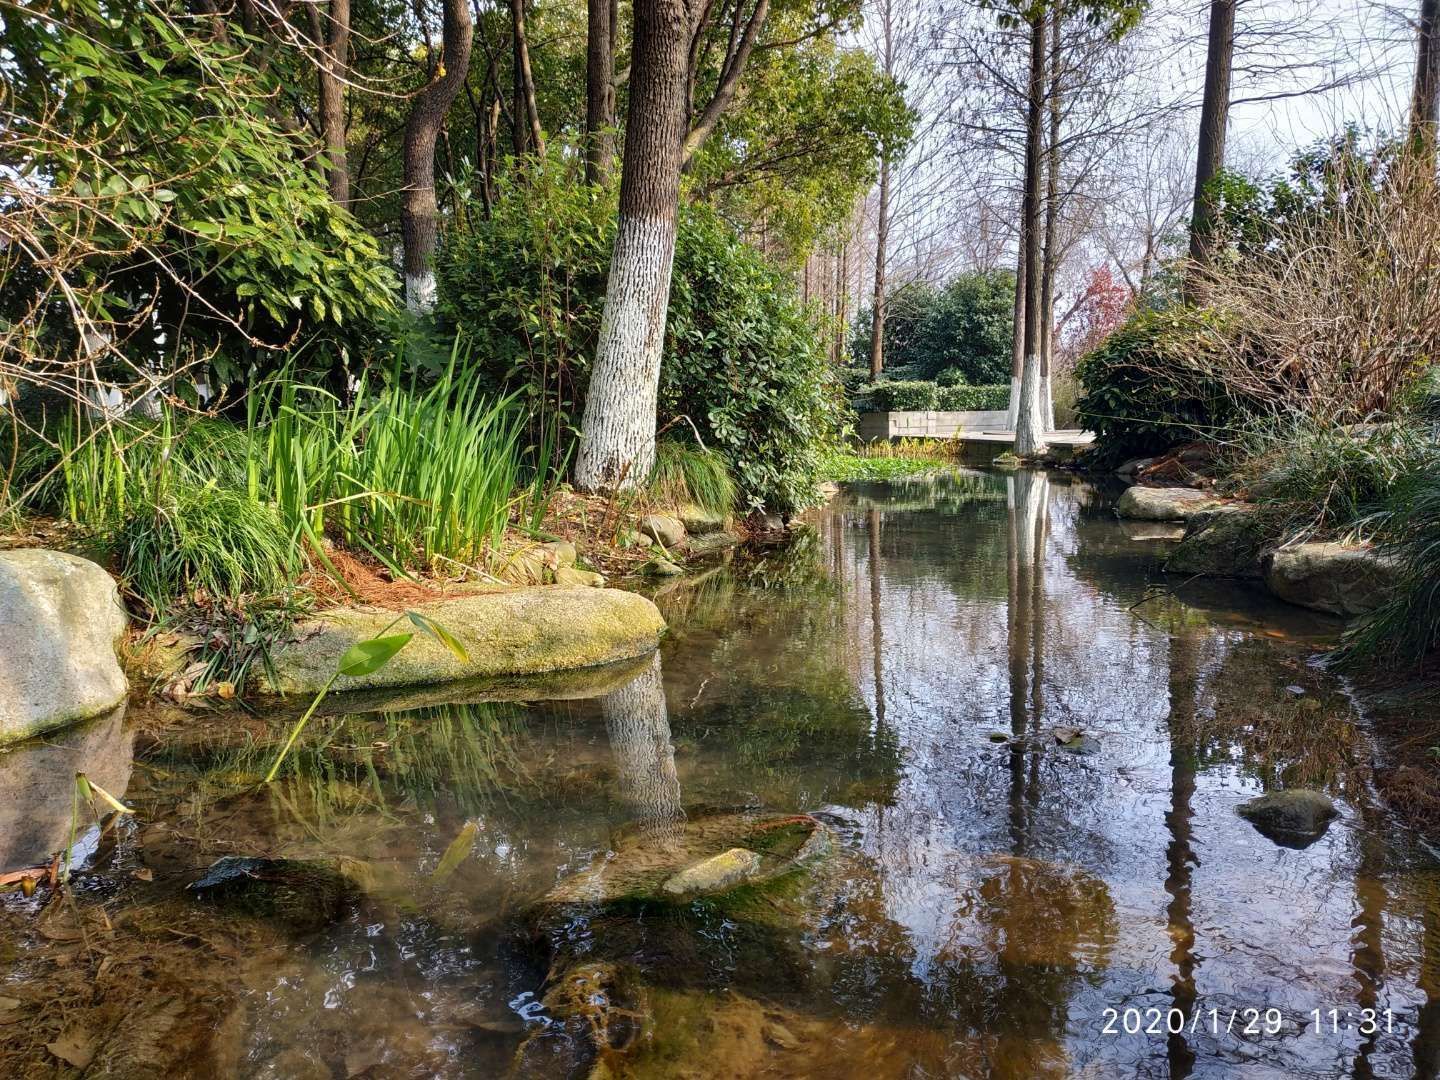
xmin=818 ymin=447 xmax=955 ymax=482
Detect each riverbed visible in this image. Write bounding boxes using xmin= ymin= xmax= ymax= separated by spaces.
xmin=2 ymin=468 xmax=1437 ymax=1078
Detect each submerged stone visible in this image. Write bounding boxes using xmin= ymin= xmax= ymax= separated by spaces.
xmin=1264 ymin=542 xmax=1397 ymax=617
xmin=640 ymin=558 xmax=685 ymax=578
xmin=1236 ymin=789 xmax=1338 ymax=848
xmin=187 ymin=856 xmax=360 ymax=932
xmin=662 ymin=848 xmax=763 ymax=897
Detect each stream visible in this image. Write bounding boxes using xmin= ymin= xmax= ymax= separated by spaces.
xmin=2 ymin=468 xmax=1439 ymax=1078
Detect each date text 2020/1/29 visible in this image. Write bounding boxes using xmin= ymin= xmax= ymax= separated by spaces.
xmin=1100 ymin=1007 xmax=1395 ymax=1037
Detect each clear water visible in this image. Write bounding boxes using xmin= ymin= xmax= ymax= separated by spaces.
xmin=3 ymin=468 xmax=1439 ymax=1079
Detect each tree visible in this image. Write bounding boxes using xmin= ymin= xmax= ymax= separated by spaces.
xmin=401 ymin=0 xmax=474 ymax=314
xmin=585 ymin=0 xmax=619 ymax=183
xmin=869 ymin=0 xmax=897 ymax=379
xmin=576 ymin=0 xmax=783 ymax=491
xmin=308 ymin=0 xmax=352 ymax=206
xmin=1185 ymin=0 xmax=1236 ymax=289
xmin=575 ymin=0 xmax=694 ymax=490
xmin=1414 ymin=0 xmax=1440 ymax=157
xmin=510 ymin=0 xmax=545 ymax=157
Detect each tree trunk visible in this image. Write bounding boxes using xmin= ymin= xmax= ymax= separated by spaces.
xmin=1039 ymin=4 xmax=1061 ymax=433
xmin=585 ymin=0 xmax=618 ymax=183
xmin=1006 ymin=243 xmax=1024 ymax=429
xmin=510 ymin=0 xmax=544 ymax=157
xmin=401 ymin=0 xmax=474 ymax=314
xmin=574 ymin=0 xmax=690 ymax=492
xmin=1185 ymin=0 xmax=1236 ymax=294
xmin=1014 ymin=9 xmax=1049 ymax=458
xmin=868 ymin=155 xmax=891 ymax=380
xmin=1413 ymin=0 xmax=1440 ymax=156
xmin=310 ymin=0 xmax=351 ymax=206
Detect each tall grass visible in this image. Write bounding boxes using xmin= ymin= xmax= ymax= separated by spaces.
xmin=246 ymin=345 xmax=526 ymax=574
xmin=648 ymin=439 xmax=735 ymax=515
xmin=1338 ymin=450 xmax=1440 ymax=670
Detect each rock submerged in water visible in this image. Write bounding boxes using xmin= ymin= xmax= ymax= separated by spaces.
xmin=1116 ymin=485 xmax=1223 ymax=522
xmin=1264 ymin=542 xmax=1397 ymax=617
xmin=1236 ymin=789 xmax=1338 ymax=848
xmin=187 ymin=856 xmax=363 ymax=932
xmin=1166 ymin=505 xmax=1267 ymax=579
xmin=662 ymin=848 xmax=763 ymax=898
xmin=0 ymin=549 xmax=129 ymax=745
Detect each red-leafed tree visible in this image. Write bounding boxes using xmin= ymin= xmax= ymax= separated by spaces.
xmin=1058 ymin=264 xmax=1133 ymax=366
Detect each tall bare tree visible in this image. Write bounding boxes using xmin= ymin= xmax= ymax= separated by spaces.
xmin=510 ymin=0 xmax=544 ymax=157
xmin=576 ymin=0 xmax=772 ymax=491
xmin=307 ymin=0 xmax=351 ymax=206
xmin=869 ymin=0 xmax=896 ymax=380
xmin=1185 ymin=0 xmax=1235 ymax=290
xmin=585 ymin=0 xmax=619 ymax=183
xmin=1414 ymin=0 xmax=1440 ymax=155
xmin=1013 ymin=8 xmax=1049 ymax=457
xmin=401 ymin=0 xmax=474 ymax=313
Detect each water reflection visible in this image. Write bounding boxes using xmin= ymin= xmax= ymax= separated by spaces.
xmin=7 ymin=470 xmax=1440 ymax=1079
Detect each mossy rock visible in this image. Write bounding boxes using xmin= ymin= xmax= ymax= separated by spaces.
xmin=186 ymin=856 xmax=363 ymax=932
xmin=262 ymin=587 xmax=665 ymax=696
xmin=1166 ymin=505 xmax=1267 ymax=579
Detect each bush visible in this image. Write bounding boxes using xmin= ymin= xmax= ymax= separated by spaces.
xmin=937 ymin=384 xmax=1009 ymax=412
xmin=867 ymin=380 xmax=938 ymax=410
xmin=438 ymin=158 xmax=841 ymax=511
xmin=850 ymin=271 xmax=1015 ymax=384
xmin=115 ymin=483 xmax=293 ymax=613
xmin=1074 ymin=305 xmax=1236 ymax=464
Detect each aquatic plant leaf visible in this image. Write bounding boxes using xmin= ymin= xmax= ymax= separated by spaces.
xmin=78 ymin=773 xmax=134 ymax=815
xmin=406 ymin=612 xmax=469 ymax=662
xmin=338 ymin=633 xmax=413 ymax=677
xmin=430 ymin=820 xmax=478 ymax=884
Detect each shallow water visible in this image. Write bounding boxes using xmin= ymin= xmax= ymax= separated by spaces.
xmin=4 ymin=468 xmax=1440 ymax=1079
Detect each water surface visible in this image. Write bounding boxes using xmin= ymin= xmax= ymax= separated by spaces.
xmin=3 ymin=469 xmax=1439 ymax=1079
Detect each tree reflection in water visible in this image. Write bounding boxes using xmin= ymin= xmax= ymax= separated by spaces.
xmin=602 ymin=651 xmax=685 ymax=847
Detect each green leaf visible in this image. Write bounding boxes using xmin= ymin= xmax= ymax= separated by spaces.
xmin=337 ymin=633 xmax=413 ymax=677
xmin=406 ymin=612 xmax=469 ymax=662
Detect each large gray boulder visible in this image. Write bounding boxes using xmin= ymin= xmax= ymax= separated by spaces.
xmin=1265 ymin=542 xmax=1397 ymax=616
xmin=262 ymin=586 xmax=665 ymax=696
xmin=0 ymin=549 xmax=129 ymax=744
xmin=1166 ymin=505 xmax=1267 ymax=579
xmin=1116 ymin=485 xmax=1224 ymax=522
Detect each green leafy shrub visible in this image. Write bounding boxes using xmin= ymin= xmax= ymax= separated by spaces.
xmin=867 ymin=381 xmax=938 ymax=410
xmin=438 ymin=161 xmax=841 ymax=511
xmin=850 ymin=271 xmax=1015 ymax=384
xmin=115 ymin=483 xmax=293 ymax=612
xmin=936 ymin=384 xmax=1009 ymax=411
xmin=1075 ymin=306 xmax=1236 ymax=464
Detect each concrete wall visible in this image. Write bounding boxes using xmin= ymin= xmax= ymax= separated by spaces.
xmin=857 ymin=410 xmax=1009 ymax=442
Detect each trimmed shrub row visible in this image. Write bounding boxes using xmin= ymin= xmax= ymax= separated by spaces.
xmin=860 ymin=380 xmax=1010 ymax=412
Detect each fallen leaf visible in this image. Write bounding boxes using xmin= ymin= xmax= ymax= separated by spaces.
xmin=47 ymin=1026 xmax=97 ymax=1069
xmin=345 ymin=1046 xmax=384 ymax=1077
xmin=1051 ymin=726 xmax=1083 ymax=744
xmin=132 ymin=867 xmax=154 ymax=882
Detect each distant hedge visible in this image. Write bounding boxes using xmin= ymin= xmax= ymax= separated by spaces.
xmin=860 ymin=380 xmax=1009 ymax=412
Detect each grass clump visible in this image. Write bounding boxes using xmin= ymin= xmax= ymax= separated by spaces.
xmin=114 ymin=483 xmax=293 ymax=614
xmin=648 ymin=439 xmax=735 ymax=516
xmin=819 ymin=443 xmax=954 ymax=482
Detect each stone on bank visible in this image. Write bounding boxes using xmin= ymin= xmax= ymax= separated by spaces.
xmin=262 ymin=585 xmax=665 ymax=696
xmin=1116 ymin=485 xmax=1224 ymax=522
xmin=0 ymin=549 xmax=129 ymax=745
xmin=1264 ymin=542 xmax=1397 ymax=617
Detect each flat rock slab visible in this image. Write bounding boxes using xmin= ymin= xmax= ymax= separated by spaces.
xmin=0 ymin=549 xmax=129 ymax=744
xmin=1265 ymin=542 xmax=1397 ymax=616
xmin=1116 ymin=485 xmax=1224 ymax=522
xmin=662 ymin=848 xmax=764 ymax=897
xmin=262 ymin=586 xmax=665 ymax=696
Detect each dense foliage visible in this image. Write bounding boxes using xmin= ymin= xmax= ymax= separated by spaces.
xmin=438 ymin=167 xmax=842 ymax=511
xmin=1074 ymin=306 xmax=1235 ymax=463
xmin=858 ymin=381 xmax=1010 ymax=412
xmin=1 ymin=0 xmax=399 ymax=391
xmin=852 ymin=271 xmax=1015 ymax=385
